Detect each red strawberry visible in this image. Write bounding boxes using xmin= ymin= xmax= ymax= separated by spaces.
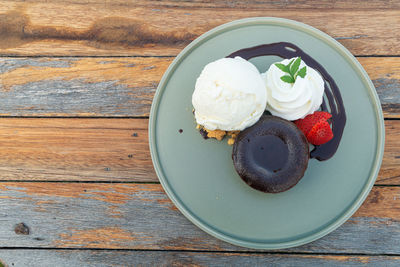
xmin=306 ymin=120 xmax=334 ymax=145
xmin=295 ymin=111 xmax=332 ymax=136
xmin=312 ymin=111 xmax=332 ymax=122
xmin=295 ymin=118 xmax=314 ymax=137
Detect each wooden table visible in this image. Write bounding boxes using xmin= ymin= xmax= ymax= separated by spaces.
xmin=0 ymin=1 xmax=398 ymax=266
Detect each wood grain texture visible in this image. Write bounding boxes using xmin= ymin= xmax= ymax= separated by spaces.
xmin=368 ymin=57 xmax=400 ymax=118
xmin=4 ymin=0 xmax=397 ymax=10
xmin=0 ymin=0 xmax=397 ymax=263
xmin=0 ymin=57 xmax=167 ymax=117
xmin=0 ymin=118 xmax=397 ymax=184
xmin=0 ymin=182 xmax=397 ymax=254
xmin=0 ymin=3 xmax=398 ymax=56
xmin=0 ymin=250 xmax=399 ymax=267
xmin=0 ymin=118 xmax=156 ymax=181
xmin=379 ymin=120 xmax=400 ymax=185
xmin=0 ymin=57 xmax=398 ymax=117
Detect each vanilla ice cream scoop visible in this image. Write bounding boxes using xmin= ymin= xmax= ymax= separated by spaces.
xmin=192 ymin=57 xmax=267 ymax=131
xmin=262 ymin=57 xmax=324 ymax=121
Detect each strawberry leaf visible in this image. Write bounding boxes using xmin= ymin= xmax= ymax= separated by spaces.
xmin=280 ymin=75 xmax=295 ymax=83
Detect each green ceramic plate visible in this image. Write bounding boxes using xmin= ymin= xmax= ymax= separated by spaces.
xmin=149 ymin=18 xmax=384 ymax=249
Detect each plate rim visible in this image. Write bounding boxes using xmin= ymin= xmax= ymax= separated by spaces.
xmin=149 ymin=17 xmax=385 ymax=249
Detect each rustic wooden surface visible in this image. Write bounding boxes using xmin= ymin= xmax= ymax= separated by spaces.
xmin=0 ymin=183 xmax=398 ymax=254
xmin=0 ymin=0 xmax=398 ymax=266
xmin=0 ymin=57 xmax=399 ymax=117
xmin=0 ymin=251 xmax=400 ymax=267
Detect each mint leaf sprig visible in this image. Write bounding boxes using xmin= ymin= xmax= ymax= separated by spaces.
xmin=275 ymin=57 xmax=307 ymax=84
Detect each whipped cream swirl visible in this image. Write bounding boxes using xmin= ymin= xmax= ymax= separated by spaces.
xmin=261 ymin=58 xmax=324 ymax=121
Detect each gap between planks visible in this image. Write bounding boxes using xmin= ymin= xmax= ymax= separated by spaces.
xmin=0 ymin=55 xmax=400 ymax=58
xmin=0 ymin=247 xmax=398 ymax=257
xmin=0 ymin=250 xmax=399 ymax=267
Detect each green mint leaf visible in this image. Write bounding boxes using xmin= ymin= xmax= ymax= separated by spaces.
xmin=297 ymin=66 xmax=307 ymax=78
xmin=290 ymin=57 xmax=301 ymax=76
xmin=275 ymin=63 xmax=289 ymax=73
xmin=280 ymin=75 xmax=295 ymax=83
xmin=287 ymin=58 xmax=295 ymax=69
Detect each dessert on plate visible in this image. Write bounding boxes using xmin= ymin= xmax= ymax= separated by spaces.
xmin=262 ymin=57 xmax=324 ymax=121
xmin=233 ymin=115 xmax=309 ymax=193
xmin=192 ymin=56 xmax=267 ymax=144
xmin=191 ymin=42 xmax=346 ymax=193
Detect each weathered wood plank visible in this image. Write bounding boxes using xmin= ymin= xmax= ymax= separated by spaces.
xmin=104 ymin=0 xmax=400 ymax=10
xmin=360 ymin=57 xmax=400 ymax=118
xmin=0 ymin=118 xmax=156 ymax=182
xmin=0 ymin=57 xmax=168 ymax=117
xmin=4 ymin=0 xmax=395 ymax=10
xmin=0 ymin=57 xmax=398 ymax=117
xmin=0 ymin=3 xmax=398 ymax=56
xmin=379 ymin=120 xmax=400 ymax=185
xmin=0 ymin=250 xmax=399 ymax=267
xmin=0 ymin=183 xmax=397 ymax=254
xmin=0 ymin=118 xmax=397 ymax=184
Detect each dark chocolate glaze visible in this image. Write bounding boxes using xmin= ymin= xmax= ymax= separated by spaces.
xmin=251 ymin=135 xmax=288 ymax=173
xmin=227 ymin=42 xmax=346 ymax=161
xmin=233 ymin=115 xmax=309 ymax=193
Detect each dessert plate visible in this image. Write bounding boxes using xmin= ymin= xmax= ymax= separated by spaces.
xmin=149 ymin=18 xmax=384 ymax=249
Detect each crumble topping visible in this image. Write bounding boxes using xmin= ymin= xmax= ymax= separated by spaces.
xmin=197 ymin=124 xmax=239 ymax=145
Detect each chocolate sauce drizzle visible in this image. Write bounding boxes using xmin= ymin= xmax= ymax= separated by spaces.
xmin=227 ymin=42 xmax=346 ymax=161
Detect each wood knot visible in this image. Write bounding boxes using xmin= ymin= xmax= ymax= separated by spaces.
xmin=14 ymin=222 xmax=29 ymax=235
